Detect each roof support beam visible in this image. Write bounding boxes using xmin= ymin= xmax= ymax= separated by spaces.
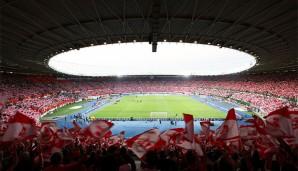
xmin=151 ymin=0 xmax=161 ymax=52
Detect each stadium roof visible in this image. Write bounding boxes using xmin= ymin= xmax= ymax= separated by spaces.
xmin=0 ymin=0 xmax=297 ymax=76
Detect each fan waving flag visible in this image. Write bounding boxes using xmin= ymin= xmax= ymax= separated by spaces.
xmin=119 ymin=131 xmax=125 ymax=140
xmin=215 ymin=109 xmax=240 ymax=140
xmin=41 ymin=122 xmax=58 ymax=133
xmin=1 ymin=111 xmax=37 ymax=144
xmin=265 ymin=107 xmax=293 ymax=137
xmin=42 ymin=139 xmax=64 ymax=162
xmin=239 ymin=125 xmax=258 ymax=140
xmin=72 ymin=120 xmax=84 ymax=134
xmin=200 ymin=120 xmax=211 ymax=140
xmin=183 ymin=113 xmax=194 ymax=142
xmin=160 ymin=128 xmax=184 ymax=145
xmin=175 ymin=136 xmax=203 ymax=156
xmin=56 ymin=129 xmax=74 ymax=142
xmin=86 ymin=120 xmax=114 ymax=138
xmin=40 ymin=127 xmax=54 ymax=145
xmin=288 ymin=110 xmax=298 ymax=145
xmin=107 ymin=134 xmax=119 ymax=147
xmin=214 ymin=109 xmax=241 ymax=151
xmin=126 ymin=128 xmax=162 ymax=159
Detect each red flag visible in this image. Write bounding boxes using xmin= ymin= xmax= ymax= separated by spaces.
xmin=56 ymin=129 xmax=74 ymax=142
xmin=183 ymin=113 xmax=194 ymax=142
xmin=103 ymin=130 xmax=112 ymax=138
xmin=40 ymin=127 xmax=54 ymax=145
xmin=175 ymin=138 xmax=203 ymax=156
xmin=239 ymin=125 xmax=258 ymax=140
xmin=200 ymin=120 xmax=211 ymax=140
xmin=215 ymin=109 xmax=240 ymax=140
xmin=251 ymin=115 xmax=267 ymax=135
xmin=160 ymin=128 xmax=184 ymax=145
xmin=255 ymin=137 xmax=278 ymax=159
xmin=126 ymin=128 xmax=162 ymax=159
xmin=107 ymin=134 xmax=119 ymax=146
xmin=288 ymin=110 xmax=298 ymax=145
xmin=214 ymin=109 xmax=242 ymax=151
xmin=252 ymin=115 xmax=266 ymax=128
xmin=41 ymin=122 xmax=58 ymax=134
xmin=119 ymin=131 xmax=125 ymax=140
xmin=85 ymin=120 xmax=114 ymax=138
xmin=1 ymin=111 xmax=37 ymax=144
xmin=265 ymin=107 xmax=293 ymax=137
xmin=72 ymin=120 xmax=84 ymax=133
xmin=42 ymin=139 xmax=64 ymax=162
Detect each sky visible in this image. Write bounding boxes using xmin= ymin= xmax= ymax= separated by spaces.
xmin=48 ymin=42 xmax=256 ymax=76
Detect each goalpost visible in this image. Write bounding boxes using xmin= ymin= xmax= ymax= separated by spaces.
xmin=150 ymin=112 xmax=168 ymax=118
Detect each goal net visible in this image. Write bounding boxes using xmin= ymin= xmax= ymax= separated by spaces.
xmin=150 ymin=112 xmax=168 ymax=118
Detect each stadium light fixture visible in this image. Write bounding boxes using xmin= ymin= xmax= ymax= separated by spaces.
xmin=183 ymin=73 xmax=190 ymax=77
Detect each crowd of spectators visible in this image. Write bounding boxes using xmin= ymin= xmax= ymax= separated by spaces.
xmin=0 ymin=73 xmax=297 ymax=134
xmin=0 ymin=73 xmax=297 ymax=171
xmin=0 ymin=136 xmax=296 ymax=171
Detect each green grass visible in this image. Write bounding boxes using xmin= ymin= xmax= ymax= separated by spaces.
xmin=90 ymin=95 xmax=226 ymax=118
xmin=42 ymin=100 xmax=87 ymax=117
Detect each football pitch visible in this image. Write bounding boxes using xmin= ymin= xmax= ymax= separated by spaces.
xmin=90 ymin=95 xmax=226 ymax=118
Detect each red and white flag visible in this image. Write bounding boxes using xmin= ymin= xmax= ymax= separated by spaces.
xmin=42 ymin=139 xmax=64 ymax=162
xmin=215 ymin=109 xmax=240 ymax=140
xmin=41 ymin=122 xmax=58 ymax=134
xmin=214 ymin=109 xmax=241 ymax=151
xmin=1 ymin=111 xmax=37 ymax=144
xmin=126 ymin=128 xmax=162 ymax=159
xmin=119 ymin=131 xmax=125 ymax=140
xmin=239 ymin=125 xmax=258 ymax=140
xmin=107 ymin=134 xmax=119 ymax=147
xmin=183 ymin=113 xmax=194 ymax=142
xmin=265 ymin=107 xmax=293 ymax=137
xmin=103 ymin=129 xmax=112 ymax=138
xmin=255 ymin=137 xmax=278 ymax=159
xmin=72 ymin=120 xmax=84 ymax=134
xmin=288 ymin=110 xmax=298 ymax=145
xmin=251 ymin=115 xmax=267 ymax=135
xmin=160 ymin=128 xmax=184 ymax=145
xmin=175 ymin=138 xmax=203 ymax=156
xmin=85 ymin=120 xmax=114 ymax=138
xmin=200 ymin=120 xmax=211 ymax=140
xmin=56 ymin=129 xmax=74 ymax=142
xmin=40 ymin=127 xmax=54 ymax=145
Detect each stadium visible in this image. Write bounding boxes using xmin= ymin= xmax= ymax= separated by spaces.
xmin=0 ymin=0 xmax=297 ymax=171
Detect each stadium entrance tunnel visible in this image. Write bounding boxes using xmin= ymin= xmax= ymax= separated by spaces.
xmin=48 ymin=42 xmax=256 ymax=76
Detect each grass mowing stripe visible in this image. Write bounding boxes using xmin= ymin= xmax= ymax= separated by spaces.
xmin=90 ymin=95 xmax=226 ymax=118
